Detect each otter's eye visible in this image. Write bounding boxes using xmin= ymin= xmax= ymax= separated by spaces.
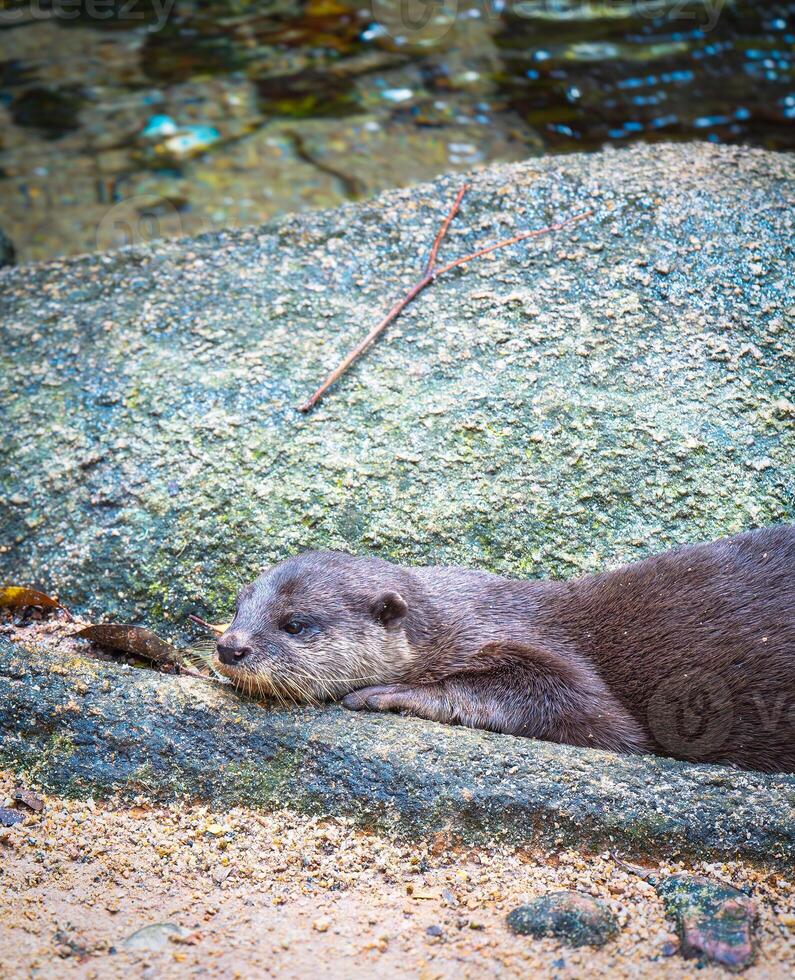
xmin=283 ymin=620 xmax=306 ymax=636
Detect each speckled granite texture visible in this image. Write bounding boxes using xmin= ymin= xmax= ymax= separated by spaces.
xmin=1 ymin=142 xmax=793 ymax=631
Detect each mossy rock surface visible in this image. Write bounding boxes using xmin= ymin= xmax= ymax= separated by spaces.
xmin=1 ymin=142 xmax=793 ymax=632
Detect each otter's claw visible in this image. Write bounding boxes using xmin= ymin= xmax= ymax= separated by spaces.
xmin=341 ymin=684 xmax=411 ymax=712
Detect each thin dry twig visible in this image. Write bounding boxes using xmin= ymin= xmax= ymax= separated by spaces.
xmin=179 ymin=665 xmax=223 ymax=683
xmin=423 ymin=183 xmax=468 ymax=277
xmin=189 ymin=614 xmax=223 ymax=633
xmin=610 ymin=852 xmax=657 ymax=880
xmin=296 ymin=185 xmax=593 ymax=412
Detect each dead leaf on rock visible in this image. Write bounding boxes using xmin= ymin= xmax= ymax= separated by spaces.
xmin=0 ymin=586 xmax=60 ymax=611
xmin=75 ymin=624 xmax=181 ymax=667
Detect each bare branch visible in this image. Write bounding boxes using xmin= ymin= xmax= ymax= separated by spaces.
xmin=296 ymin=187 xmax=593 ymax=413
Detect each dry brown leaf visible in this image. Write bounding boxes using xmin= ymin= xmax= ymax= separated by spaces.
xmin=0 ymin=586 xmax=60 ymax=610
xmin=75 ymin=624 xmax=180 ymax=666
xmin=13 ymin=789 xmax=44 ymax=813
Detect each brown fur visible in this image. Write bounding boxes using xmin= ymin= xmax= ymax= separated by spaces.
xmin=217 ymin=525 xmax=795 ymax=773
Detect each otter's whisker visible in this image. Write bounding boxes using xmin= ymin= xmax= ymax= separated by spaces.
xmin=267 ymin=670 xmax=300 ymax=709
xmin=280 ymin=670 xmax=320 ymax=706
xmin=273 ymin=666 xmax=324 ymax=705
xmin=283 ymin=673 xmax=313 ymax=706
xmin=282 ymin=664 xmax=383 ymax=693
xmin=182 ymin=645 xmax=226 ymax=680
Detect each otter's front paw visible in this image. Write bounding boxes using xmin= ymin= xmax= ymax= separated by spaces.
xmin=341 ymin=684 xmax=412 ymax=713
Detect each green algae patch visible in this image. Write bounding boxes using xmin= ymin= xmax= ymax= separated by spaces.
xmin=47 ymin=733 xmax=77 ymax=758
xmin=218 ymin=754 xmax=304 ymax=808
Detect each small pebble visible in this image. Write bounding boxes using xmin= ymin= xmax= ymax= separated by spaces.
xmin=507 ymin=892 xmax=618 ymax=947
xmin=0 ymin=808 xmax=24 ymax=827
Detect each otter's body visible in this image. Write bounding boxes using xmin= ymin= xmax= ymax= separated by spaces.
xmin=217 ymin=525 xmax=795 ymax=773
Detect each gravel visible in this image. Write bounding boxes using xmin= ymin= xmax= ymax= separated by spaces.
xmin=1 ymin=771 xmax=793 ymax=978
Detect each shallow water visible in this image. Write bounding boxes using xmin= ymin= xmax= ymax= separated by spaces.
xmin=0 ymin=0 xmax=792 ymax=262
xmin=497 ymin=0 xmax=795 ymax=151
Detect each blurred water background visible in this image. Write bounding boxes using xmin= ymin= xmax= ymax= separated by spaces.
xmin=0 ymin=0 xmax=793 ymax=263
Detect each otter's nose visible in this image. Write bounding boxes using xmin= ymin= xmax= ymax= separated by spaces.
xmin=216 ymin=633 xmax=253 ymax=665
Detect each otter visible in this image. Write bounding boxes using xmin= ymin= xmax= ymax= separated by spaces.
xmin=216 ymin=525 xmax=795 ymax=773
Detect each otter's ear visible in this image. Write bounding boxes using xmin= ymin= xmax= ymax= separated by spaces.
xmin=371 ymin=591 xmax=407 ymax=630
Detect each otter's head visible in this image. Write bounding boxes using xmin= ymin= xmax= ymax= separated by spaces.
xmin=215 ymin=551 xmax=417 ymax=702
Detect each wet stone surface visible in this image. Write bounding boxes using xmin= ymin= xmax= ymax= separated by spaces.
xmin=506 ymin=891 xmax=619 ymax=947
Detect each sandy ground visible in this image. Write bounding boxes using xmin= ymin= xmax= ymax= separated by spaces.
xmin=1 ymin=770 xmax=793 ymax=980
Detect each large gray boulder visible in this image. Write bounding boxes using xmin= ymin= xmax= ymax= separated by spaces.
xmin=1 ymin=142 xmax=793 ymax=630
xmin=2 ymin=636 xmax=793 ymax=865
